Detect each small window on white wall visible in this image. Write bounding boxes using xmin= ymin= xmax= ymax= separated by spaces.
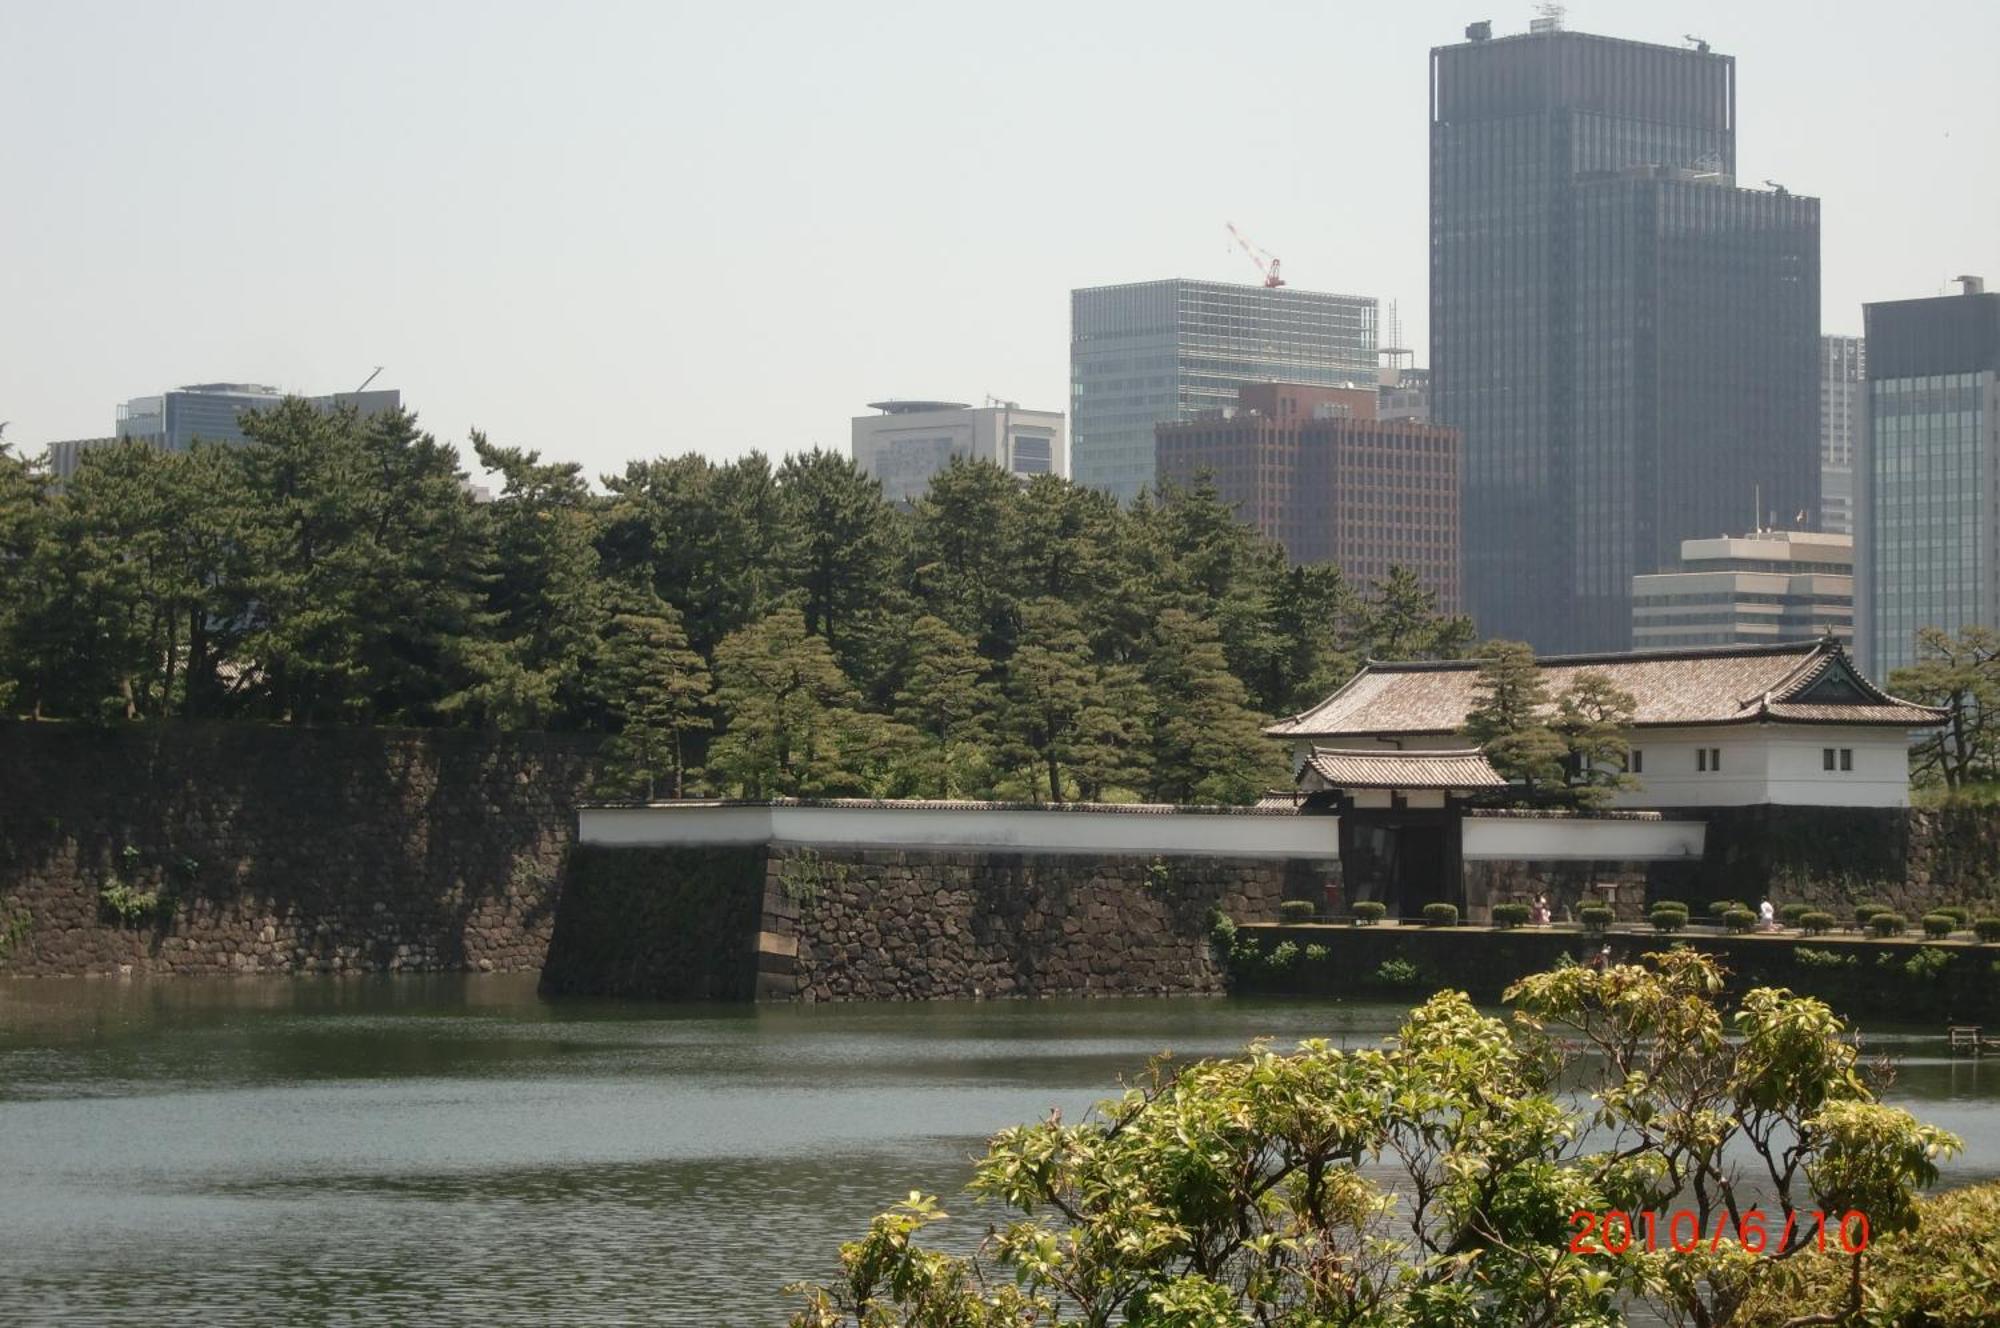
xmin=1823 ymin=747 xmax=1837 ymax=771
xmin=1697 ymin=748 xmax=1707 ymax=772
xmin=1840 ymin=748 xmax=1853 ymax=771
xmin=1631 ymin=749 xmax=1644 ymax=774
xmin=1698 ymin=747 xmax=1720 ymax=772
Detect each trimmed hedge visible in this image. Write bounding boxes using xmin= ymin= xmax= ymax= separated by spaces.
xmin=1724 ymin=907 xmax=1757 ymax=934
xmin=1579 ymin=904 xmax=1614 ymax=932
xmin=1798 ymin=910 xmax=1835 ymax=936
xmin=1649 ymin=904 xmax=1688 ymax=934
xmin=1422 ymin=902 xmax=1459 ymax=927
xmin=1922 ymin=912 xmax=1956 ymax=939
xmin=1352 ymin=901 xmax=1387 ymax=926
xmin=1491 ymin=902 xmax=1531 ymax=929
xmin=1870 ymin=911 xmax=1907 ymax=937
xmin=1854 ymin=900 xmax=1889 ymax=925
xmin=1778 ymin=902 xmax=1811 ymax=926
xmin=1937 ymin=905 xmax=1971 ymax=926
xmin=1708 ymin=900 xmax=1746 ymax=920
xmin=1974 ymin=916 xmax=2000 ymax=943
xmin=1279 ymin=900 xmax=1317 ymax=924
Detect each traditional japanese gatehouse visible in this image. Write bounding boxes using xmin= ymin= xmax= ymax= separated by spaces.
xmin=1290 ymin=747 xmax=1507 ymax=916
xmin=1266 ymin=639 xmax=1944 ymax=810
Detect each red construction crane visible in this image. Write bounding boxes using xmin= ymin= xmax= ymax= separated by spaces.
xmin=1226 ymin=222 xmax=1285 ymax=288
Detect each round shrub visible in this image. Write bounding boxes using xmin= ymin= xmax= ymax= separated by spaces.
xmin=1352 ymin=900 xmax=1387 ymax=926
xmin=1922 ymin=912 xmax=1955 ymax=939
xmin=1422 ymin=902 xmax=1459 ymax=927
xmin=1492 ymin=902 xmax=1531 ymax=929
xmin=1279 ymin=899 xmax=1316 ymax=924
xmin=1854 ymin=901 xmax=1888 ymax=925
xmin=1778 ymin=902 xmax=1811 ymax=926
xmin=1649 ymin=905 xmax=1687 ymax=934
xmin=1937 ymin=906 xmax=1970 ymax=926
xmin=1579 ymin=904 xmax=1614 ymax=933
xmin=1798 ymin=910 xmax=1835 ymax=936
xmin=1973 ymin=916 xmax=2000 ymax=944
xmin=1724 ymin=907 xmax=1757 ymax=934
xmin=1650 ymin=899 xmax=1686 ymax=914
xmin=1302 ymin=943 xmax=1330 ymax=964
xmin=1869 ymin=911 xmax=1907 ymax=937
xmin=1708 ymin=900 xmax=1745 ymax=920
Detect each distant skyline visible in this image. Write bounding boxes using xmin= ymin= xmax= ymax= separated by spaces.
xmin=3 ymin=0 xmax=1996 ymax=484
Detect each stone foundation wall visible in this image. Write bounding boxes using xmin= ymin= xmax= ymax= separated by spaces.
xmin=1688 ymin=806 xmax=2000 ymax=916
xmin=548 ymin=843 xmax=1318 ymax=1002
xmin=1465 ymin=860 xmax=1700 ymax=924
xmin=0 ymin=722 xmax=598 ymax=977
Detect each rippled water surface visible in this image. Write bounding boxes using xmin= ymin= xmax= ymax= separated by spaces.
xmin=3 ymin=975 xmax=1998 ymax=1326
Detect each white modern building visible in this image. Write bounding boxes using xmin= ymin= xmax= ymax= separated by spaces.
xmin=1265 ymin=639 xmax=1942 ymax=809
xmin=1821 ymin=336 xmax=1865 ymax=535
xmin=1630 ymin=530 xmax=1852 ymax=650
xmin=850 ymin=399 xmax=1065 ymax=504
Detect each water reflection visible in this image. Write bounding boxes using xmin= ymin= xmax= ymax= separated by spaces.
xmin=1 ymin=976 xmax=1995 ymax=1326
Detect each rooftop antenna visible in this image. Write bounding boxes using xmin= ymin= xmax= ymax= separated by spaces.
xmin=1530 ymin=3 xmax=1565 ymax=34
xmin=1683 ymin=34 xmax=1711 ymax=53
xmin=1764 ymin=179 xmax=1789 ymax=196
xmin=354 ymin=366 xmax=384 ymax=395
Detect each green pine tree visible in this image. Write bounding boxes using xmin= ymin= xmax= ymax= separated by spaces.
xmin=597 ymin=589 xmax=712 ymax=800
xmin=1462 ymin=641 xmax=1565 ymax=794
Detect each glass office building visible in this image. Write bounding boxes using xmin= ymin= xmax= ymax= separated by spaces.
xmin=116 ymin=383 xmax=403 ymax=452
xmin=1431 ymin=25 xmax=1819 ymax=652
xmin=1071 ymin=279 xmax=1376 ymax=504
xmin=1860 ymin=283 xmax=2000 ymax=676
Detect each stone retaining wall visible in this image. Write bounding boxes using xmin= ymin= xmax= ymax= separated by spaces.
xmin=546 ymin=843 xmax=1319 ymax=1002
xmin=0 ymin=722 xmax=597 ymax=977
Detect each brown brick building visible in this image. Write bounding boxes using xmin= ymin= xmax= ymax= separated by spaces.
xmin=1155 ymin=383 xmax=1463 ymax=611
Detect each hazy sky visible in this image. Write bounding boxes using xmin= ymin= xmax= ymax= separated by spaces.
xmin=3 ymin=0 xmax=1995 ymax=483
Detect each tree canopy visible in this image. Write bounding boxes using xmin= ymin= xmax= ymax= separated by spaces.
xmin=0 ymin=415 xmax=1476 ymax=804
xmin=790 ymin=951 xmax=1960 ymax=1328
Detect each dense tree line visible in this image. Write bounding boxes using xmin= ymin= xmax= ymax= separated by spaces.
xmin=0 ymin=403 xmax=1472 ymax=803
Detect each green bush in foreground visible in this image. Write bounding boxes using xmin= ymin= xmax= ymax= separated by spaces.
xmin=1738 ymin=1180 xmax=2000 ymax=1328
xmin=1976 ymin=915 xmax=2000 ymax=943
xmin=1871 ymin=910 xmax=1908 ymax=937
xmin=1421 ymin=901 xmax=1458 ymax=927
xmin=789 ymin=951 xmax=1960 ymax=1328
xmin=1490 ymin=901 xmax=1531 ymax=928
xmin=1922 ymin=912 xmax=1956 ymax=938
xmin=1277 ymin=899 xmax=1316 ymax=924
xmin=1799 ymin=909 xmax=1836 ymax=935
xmin=1351 ymin=900 xmax=1386 ymax=926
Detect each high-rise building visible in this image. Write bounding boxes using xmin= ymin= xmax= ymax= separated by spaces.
xmin=117 ymin=382 xmax=402 ymax=452
xmin=43 ymin=383 xmax=404 ymax=482
xmin=850 ymin=399 xmax=1065 ymax=503
xmin=1070 ymin=279 xmax=1377 ymax=504
xmin=1858 ymin=277 xmax=2000 ymax=676
xmin=1821 ymin=336 xmax=1866 ymax=535
xmin=1630 ymin=530 xmax=1852 ymax=650
xmin=1154 ymin=382 xmax=1461 ymax=611
xmin=1431 ymin=22 xmax=1820 ymax=653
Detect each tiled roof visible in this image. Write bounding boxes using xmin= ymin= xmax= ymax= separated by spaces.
xmin=1301 ymin=747 xmax=1506 ymax=790
xmin=1267 ymin=639 xmax=1945 ymax=739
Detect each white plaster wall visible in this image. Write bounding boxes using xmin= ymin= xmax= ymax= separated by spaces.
xmin=1462 ymin=817 xmax=1706 ymax=862
xmin=579 ymin=804 xmax=1340 ymax=859
xmin=1613 ymin=726 xmax=1913 ymax=808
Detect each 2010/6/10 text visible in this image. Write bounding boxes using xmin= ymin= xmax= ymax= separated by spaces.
xmin=1568 ymin=1209 xmax=1870 ymax=1257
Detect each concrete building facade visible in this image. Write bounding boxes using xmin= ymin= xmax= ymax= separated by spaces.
xmin=1154 ymin=382 xmax=1461 ymax=610
xmin=1821 ymin=336 xmax=1866 ymax=535
xmin=1859 ymin=278 xmax=2000 ymax=677
xmin=1630 ymin=531 xmax=1853 ymax=650
xmin=1430 ymin=22 xmax=1820 ymax=654
xmin=850 ymin=400 xmax=1064 ymax=504
xmin=1071 ymin=278 xmax=1377 ymax=504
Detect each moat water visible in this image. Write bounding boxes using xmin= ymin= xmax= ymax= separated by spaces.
xmin=3 ymin=975 xmax=1999 ymax=1326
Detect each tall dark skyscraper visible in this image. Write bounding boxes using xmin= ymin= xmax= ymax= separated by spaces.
xmin=1431 ymin=24 xmax=1820 ymax=652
